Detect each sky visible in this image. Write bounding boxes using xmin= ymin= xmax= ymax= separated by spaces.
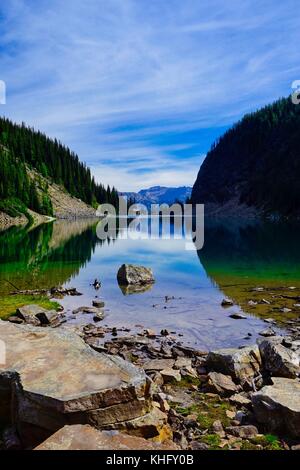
xmin=0 ymin=0 xmax=300 ymax=191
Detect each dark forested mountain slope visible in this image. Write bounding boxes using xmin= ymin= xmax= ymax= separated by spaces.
xmin=191 ymin=97 xmax=300 ymax=217
xmin=0 ymin=117 xmax=118 ymax=216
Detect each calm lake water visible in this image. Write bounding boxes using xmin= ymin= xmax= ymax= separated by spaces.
xmin=1 ymin=217 xmax=300 ymax=350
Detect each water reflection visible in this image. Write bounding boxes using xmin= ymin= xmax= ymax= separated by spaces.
xmin=1 ymin=217 xmax=299 ymax=348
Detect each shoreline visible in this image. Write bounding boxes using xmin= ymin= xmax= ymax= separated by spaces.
xmin=1 ymin=282 xmax=299 ymax=450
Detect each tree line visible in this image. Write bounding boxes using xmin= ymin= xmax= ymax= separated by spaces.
xmin=0 ymin=117 xmax=119 ymax=216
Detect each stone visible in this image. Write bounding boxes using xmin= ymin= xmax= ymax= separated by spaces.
xmin=205 ymin=372 xmax=238 ymax=397
xmin=212 ymin=420 xmax=225 ymax=437
xmin=206 ymin=345 xmax=261 ymax=383
xmin=225 ymin=425 xmax=258 ymax=438
xmin=117 ymin=264 xmax=155 ymax=286
xmin=35 ymin=425 xmax=178 ymax=450
xmin=229 ymin=393 xmax=251 ymax=407
xmin=291 ymin=444 xmax=300 ymax=450
xmin=8 ymin=316 xmax=24 ymax=324
xmin=264 ymin=318 xmax=275 ymax=324
xmin=258 ymin=339 xmax=299 ymax=378
xmin=229 ymin=313 xmax=247 ymax=319
xmin=143 ymin=359 xmax=175 ymax=372
xmin=281 ymin=308 xmax=292 ymax=313
xmin=174 ymin=357 xmax=192 ymax=370
xmin=161 ymin=329 xmax=169 ymax=336
xmin=180 ymin=366 xmax=198 ymax=379
xmin=16 ymin=305 xmax=45 ymax=326
xmin=259 ymin=328 xmax=276 ymax=337
xmin=144 ymin=329 xmax=156 ymax=338
xmin=154 ymin=393 xmax=170 ymax=413
xmin=92 ymin=300 xmax=105 ymax=308
xmin=225 ymin=410 xmax=235 ymax=419
xmin=189 ymin=441 xmax=209 ymax=450
xmin=252 ymin=377 xmax=300 ymax=437
xmin=93 ymin=312 xmax=105 ymax=322
xmin=73 ymin=306 xmax=103 ymax=315
xmin=221 ymin=298 xmax=234 ymax=307
xmin=172 ymin=344 xmax=207 ymax=358
xmin=35 ymin=310 xmax=60 ymax=326
xmin=105 ymin=407 xmax=172 ymax=442
xmin=160 ymin=368 xmax=181 ymax=383
xmin=0 ymin=321 xmax=150 ymax=448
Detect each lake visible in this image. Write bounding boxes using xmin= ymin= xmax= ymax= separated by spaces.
xmin=1 ymin=217 xmax=300 ymax=350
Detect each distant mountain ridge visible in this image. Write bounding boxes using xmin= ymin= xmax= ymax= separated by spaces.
xmin=121 ymin=186 xmax=192 ymax=207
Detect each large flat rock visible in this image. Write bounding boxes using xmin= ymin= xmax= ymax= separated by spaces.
xmin=0 ymin=320 xmax=150 ymax=446
xmin=35 ymin=425 xmax=178 ymax=450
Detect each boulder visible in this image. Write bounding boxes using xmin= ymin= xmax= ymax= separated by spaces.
xmin=205 ymin=372 xmax=238 ymax=397
xmin=117 ymin=264 xmax=155 ymax=286
xmin=206 ymin=345 xmax=261 ymax=383
xmin=35 ymin=425 xmax=178 ymax=450
xmin=258 ymin=339 xmax=299 ymax=378
xmin=0 ymin=320 xmax=150 ymax=448
xmin=252 ymin=377 xmax=300 ymax=437
xmin=15 ymin=305 xmax=46 ymax=326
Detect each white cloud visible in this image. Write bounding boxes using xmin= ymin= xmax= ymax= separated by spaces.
xmin=0 ymin=0 xmax=299 ymax=190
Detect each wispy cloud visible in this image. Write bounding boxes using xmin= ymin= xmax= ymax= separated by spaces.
xmin=0 ymin=0 xmax=299 ymax=190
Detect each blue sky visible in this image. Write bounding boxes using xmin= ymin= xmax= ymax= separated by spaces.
xmin=0 ymin=0 xmax=299 ymax=191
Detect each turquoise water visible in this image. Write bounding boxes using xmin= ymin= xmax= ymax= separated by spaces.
xmin=1 ymin=218 xmax=300 ymax=349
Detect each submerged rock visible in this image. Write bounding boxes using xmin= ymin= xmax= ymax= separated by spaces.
xmin=35 ymin=425 xmax=178 ymax=450
xmin=206 ymin=345 xmax=261 ymax=383
xmin=92 ymin=300 xmax=105 ymax=308
xmin=117 ymin=264 xmax=155 ymax=286
xmin=0 ymin=320 xmax=150 ymax=448
xmin=258 ymin=339 xmax=299 ymax=378
xmin=252 ymin=377 xmax=300 ymax=437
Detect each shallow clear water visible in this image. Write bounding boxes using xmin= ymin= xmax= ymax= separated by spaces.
xmin=1 ymin=218 xmax=300 ymax=350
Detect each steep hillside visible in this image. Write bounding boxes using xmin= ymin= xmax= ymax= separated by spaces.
xmin=191 ymin=97 xmax=300 ymax=218
xmin=0 ymin=117 xmax=119 ymax=228
xmin=0 ymin=117 xmax=118 ymax=210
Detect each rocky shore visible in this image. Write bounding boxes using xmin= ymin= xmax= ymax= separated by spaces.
xmin=1 ymin=265 xmax=300 ymax=451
